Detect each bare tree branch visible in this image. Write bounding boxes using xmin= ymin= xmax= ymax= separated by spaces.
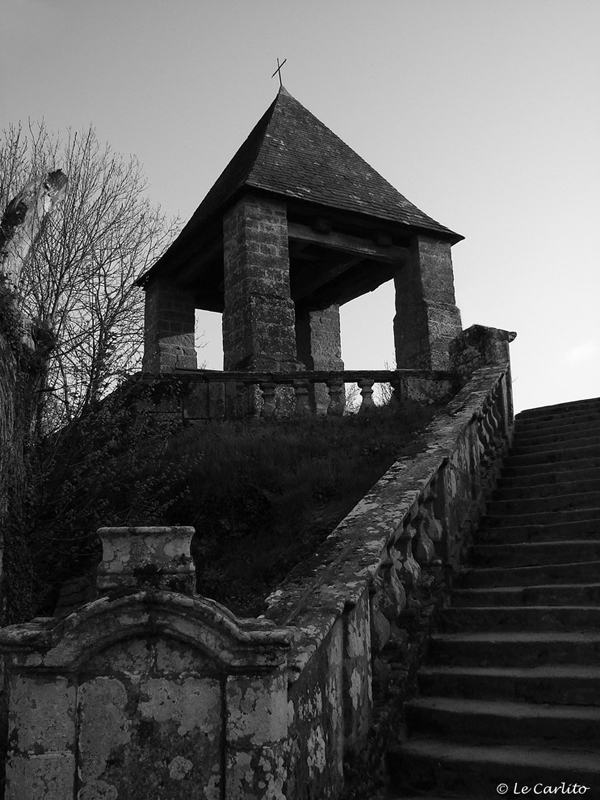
xmin=0 ymin=122 xmax=181 ymax=432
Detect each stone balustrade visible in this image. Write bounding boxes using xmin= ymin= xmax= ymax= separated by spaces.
xmin=138 ymin=367 xmax=456 ymax=421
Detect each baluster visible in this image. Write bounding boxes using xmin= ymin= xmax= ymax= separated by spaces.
xmin=259 ymin=381 xmax=277 ymax=419
xmin=357 ymin=378 xmax=375 ymax=413
xmin=393 ymin=518 xmax=421 ymax=590
xmin=293 ymin=380 xmax=311 ymax=416
xmin=326 ymin=378 xmax=345 ymax=417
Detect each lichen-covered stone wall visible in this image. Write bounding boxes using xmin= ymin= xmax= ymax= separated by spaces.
xmin=0 ymin=528 xmax=292 ymax=800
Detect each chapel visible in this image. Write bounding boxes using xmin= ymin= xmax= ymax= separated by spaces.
xmin=137 ymin=86 xmax=463 ymax=377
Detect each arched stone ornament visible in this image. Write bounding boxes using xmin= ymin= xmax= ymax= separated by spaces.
xmin=0 ymin=527 xmax=292 ymax=800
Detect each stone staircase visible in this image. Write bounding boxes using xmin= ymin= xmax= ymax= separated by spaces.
xmin=387 ymin=397 xmax=600 ymax=798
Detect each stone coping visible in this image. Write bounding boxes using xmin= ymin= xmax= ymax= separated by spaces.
xmin=171 ymin=368 xmax=455 ymax=383
xmin=0 ymin=590 xmax=292 ymax=673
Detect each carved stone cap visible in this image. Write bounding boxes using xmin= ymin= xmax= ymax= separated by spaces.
xmin=96 ymin=526 xmax=196 ymax=595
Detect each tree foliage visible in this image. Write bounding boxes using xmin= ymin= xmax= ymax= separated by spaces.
xmin=0 ymin=122 xmax=180 ymax=431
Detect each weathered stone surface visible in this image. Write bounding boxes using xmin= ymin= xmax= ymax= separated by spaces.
xmin=223 ymin=195 xmax=301 ymax=372
xmin=227 ymin=672 xmax=288 ymax=745
xmin=77 ymin=677 xmax=130 ymax=788
xmin=413 ymin=529 xmax=436 ymax=566
xmin=142 ymin=277 xmax=197 ymax=373
xmin=394 ymin=234 xmax=462 ymax=370
xmin=295 ymin=304 xmax=344 ymax=413
xmin=226 ymin=671 xmax=289 ymax=799
xmin=9 ymin=675 xmax=76 ymax=752
xmin=6 ymin=752 xmax=75 ymax=800
xmin=451 ymin=324 xmax=517 ymax=378
xmin=0 ymin=560 xmax=291 ymax=800
xmin=285 ymin=619 xmax=345 ymax=799
xmin=377 ymin=562 xmax=407 ymax=621
xmin=370 ymin=599 xmax=391 ymax=653
xmin=96 ymin=525 xmax=196 ymax=594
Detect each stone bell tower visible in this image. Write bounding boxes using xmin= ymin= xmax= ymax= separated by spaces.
xmin=137 ymin=87 xmax=463 ymax=378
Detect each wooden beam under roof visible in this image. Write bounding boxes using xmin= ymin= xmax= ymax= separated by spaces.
xmin=288 ymin=222 xmax=407 ymax=264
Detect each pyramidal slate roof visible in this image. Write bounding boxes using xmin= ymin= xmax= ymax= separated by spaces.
xmin=185 ymin=87 xmax=461 ymax=240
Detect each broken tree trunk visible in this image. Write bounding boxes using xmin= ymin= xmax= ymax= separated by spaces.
xmin=0 ymin=169 xmax=68 ymax=624
xmin=0 ymin=169 xmax=68 ymax=289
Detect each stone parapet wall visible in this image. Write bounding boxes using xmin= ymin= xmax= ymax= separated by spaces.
xmin=262 ymin=362 xmax=513 ymax=797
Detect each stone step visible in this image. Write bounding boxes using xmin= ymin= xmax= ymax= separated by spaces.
xmin=516 ymin=396 xmax=600 ymax=422
xmin=427 ymin=633 xmax=600 ymax=668
xmin=477 ymin=518 xmax=600 ymax=544
xmin=498 ymin=464 xmax=600 ymax=490
xmin=514 ymin=417 xmax=600 ymax=442
xmin=440 ymin=605 xmax=600 ymax=632
xmin=487 ymin=491 xmax=600 ymax=517
xmin=502 ymin=455 xmax=600 ymax=479
xmin=388 ymin=738 xmax=600 ymax=797
xmin=462 ymin=559 xmax=600 ymax=588
xmin=493 ymin=477 xmax=600 ymax=502
xmin=386 ymin=397 xmax=600 ymax=800
xmin=515 ymin=409 xmax=600 ymax=432
xmin=418 ymin=663 xmax=600 ymax=705
xmin=504 ymin=443 xmax=600 ymax=469
xmin=511 ymin=433 xmax=600 ymax=457
xmin=451 ymin=582 xmax=600 ymax=607
xmin=483 ymin=506 xmax=600 ymax=528
xmin=405 ymin=696 xmax=600 ymax=746
xmin=471 ymin=539 xmax=600 ymax=568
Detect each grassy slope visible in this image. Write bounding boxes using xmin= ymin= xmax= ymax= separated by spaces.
xmin=31 ymin=400 xmax=439 ymax=618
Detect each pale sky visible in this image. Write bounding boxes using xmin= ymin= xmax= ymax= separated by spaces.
xmin=2 ymin=0 xmax=599 ymax=413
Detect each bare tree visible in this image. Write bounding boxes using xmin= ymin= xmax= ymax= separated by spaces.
xmin=0 ymin=122 xmax=180 ymax=431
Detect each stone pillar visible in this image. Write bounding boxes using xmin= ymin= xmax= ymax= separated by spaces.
xmin=142 ymin=277 xmax=197 ymax=373
xmin=393 ymin=235 xmax=462 ymax=370
xmin=96 ymin=525 xmax=196 ymax=595
xmin=295 ymin=304 xmax=344 ymax=413
xmin=225 ymin=671 xmax=289 ymax=799
xmin=222 ymin=195 xmax=301 ymax=372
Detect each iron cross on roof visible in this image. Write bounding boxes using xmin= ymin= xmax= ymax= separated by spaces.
xmin=271 ymin=58 xmax=287 ymax=87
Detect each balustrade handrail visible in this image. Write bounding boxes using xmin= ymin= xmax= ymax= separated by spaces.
xmin=173 ymin=367 xmax=455 ymax=384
